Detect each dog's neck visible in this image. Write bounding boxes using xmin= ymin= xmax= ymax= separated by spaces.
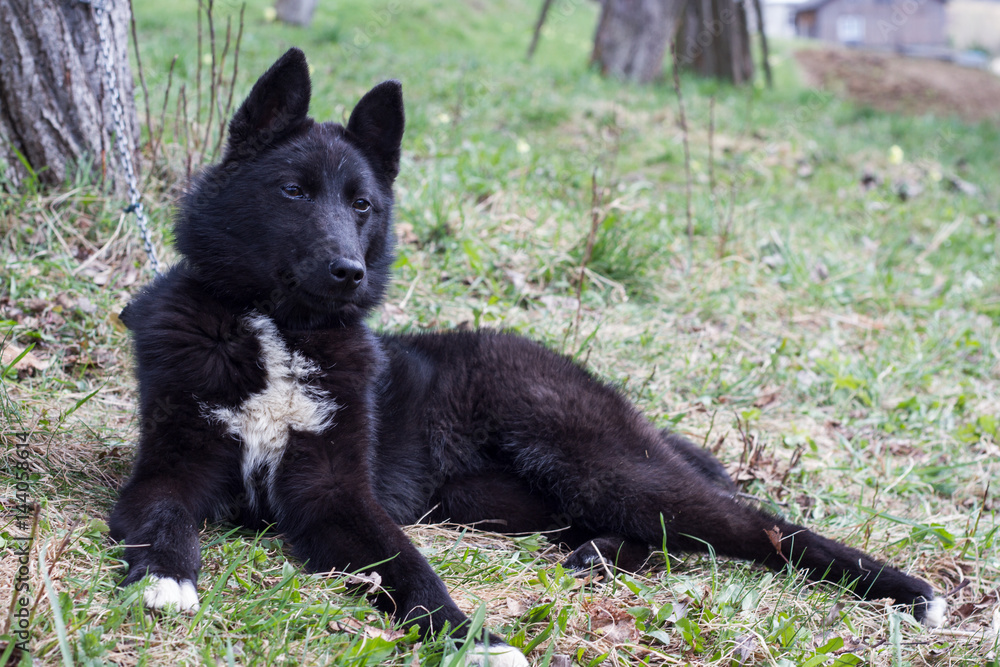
xmin=174 ymin=259 xmax=373 ymax=332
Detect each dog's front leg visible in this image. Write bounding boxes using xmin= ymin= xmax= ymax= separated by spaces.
xmin=109 ymin=431 xmax=237 ymax=613
xmin=110 ymin=477 xmax=202 ymax=611
xmin=272 ymin=429 xmax=471 ymax=637
xmin=272 ymin=449 xmax=527 ymax=666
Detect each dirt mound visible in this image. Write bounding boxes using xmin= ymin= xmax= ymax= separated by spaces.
xmin=795 ymin=47 xmax=1000 ymax=123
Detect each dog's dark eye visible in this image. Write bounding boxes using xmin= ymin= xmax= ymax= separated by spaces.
xmin=281 ymin=184 xmax=306 ymax=199
xmin=352 ymin=198 xmax=371 ymax=213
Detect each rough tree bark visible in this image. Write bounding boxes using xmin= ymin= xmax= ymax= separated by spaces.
xmin=591 ymin=0 xmax=755 ymax=85
xmin=675 ymin=0 xmax=754 ymax=84
xmin=591 ymin=0 xmax=681 ymax=83
xmin=0 ymin=0 xmax=139 ymax=191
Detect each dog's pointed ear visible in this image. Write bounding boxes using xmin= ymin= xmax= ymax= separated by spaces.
xmin=346 ymin=80 xmax=404 ymax=184
xmin=225 ymin=48 xmax=312 ymax=159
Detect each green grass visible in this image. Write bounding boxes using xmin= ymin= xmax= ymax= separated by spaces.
xmin=2 ymin=0 xmax=999 ymax=664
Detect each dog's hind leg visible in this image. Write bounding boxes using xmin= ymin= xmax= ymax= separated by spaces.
xmin=427 ymin=472 xmax=654 ymax=574
xmin=426 ymin=471 xmax=566 ymax=533
xmin=661 ymin=429 xmax=736 ymax=491
xmin=561 ymin=433 xmax=732 ymax=575
xmin=546 ymin=430 xmax=944 ymax=625
xmin=655 ymin=482 xmax=944 ymax=625
xmin=559 ymin=433 xmax=729 ymax=575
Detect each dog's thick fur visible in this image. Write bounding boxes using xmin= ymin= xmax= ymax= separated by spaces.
xmin=110 ymin=49 xmax=945 ymax=663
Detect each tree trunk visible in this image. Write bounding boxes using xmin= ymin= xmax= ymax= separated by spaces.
xmin=274 ymin=0 xmax=318 ymax=27
xmin=750 ymin=0 xmax=772 ymax=88
xmin=675 ymin=0 xmax=754 ymax=85
xmin=591 ymin=0 xmax=682 ymax=83
xmin=527 ymin=0 xmax=555 ymax=60
xmin=0 ymin=0 xmax=138 ymax=192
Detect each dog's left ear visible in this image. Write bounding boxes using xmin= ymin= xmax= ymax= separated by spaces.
xmin=346 ymin=80 xmax=404 ymax=184
xmin=225 ymin=48 xmax=312 ymax=160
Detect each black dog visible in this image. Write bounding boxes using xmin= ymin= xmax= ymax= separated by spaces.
xmin=110 ymin=49 xmax=944 ymax=666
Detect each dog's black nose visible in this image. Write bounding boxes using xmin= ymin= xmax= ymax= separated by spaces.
xmin=329 ymin=258 xmax=365 ymax=289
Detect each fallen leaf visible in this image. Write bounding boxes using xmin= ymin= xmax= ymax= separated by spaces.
xmin=329 ymin=615 xmax=405 ymax=641
xmin=822 ymin=602 xmax=845 ymax=626
xmin=2 ymin=344 xmax=49 ymax=376
xmin=596 ymin=620 xmax=640 ymax=643
xmin=345 ymin=570 xmax=383 ymax=595
xmin=734 ymin=633 xmax=757 ymax=664
xmin=765 ymin=526 xmax=783 ymax=554
xmin=364 ymin=625 xmax=406 ymax=642
xmin=753 ymin=389 xmax=780 ymax=408
xmin=954 ymin=602 xmax=976 ymax=620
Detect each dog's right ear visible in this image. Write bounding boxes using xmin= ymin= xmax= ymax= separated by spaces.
xmin=346 ymin=80 xmax=404 ymax=185
xmin=224 ymin=48 xmax=312 ymax=160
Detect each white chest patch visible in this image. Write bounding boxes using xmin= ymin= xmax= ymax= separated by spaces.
xmin=205 ymin=314 xmax=338 ymax=508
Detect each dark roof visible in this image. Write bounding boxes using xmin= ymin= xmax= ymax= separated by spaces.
xmin=794 ymin=0 xmax=946 ymax=16
xmin=792 ymin=0 xmax=826 ymax=13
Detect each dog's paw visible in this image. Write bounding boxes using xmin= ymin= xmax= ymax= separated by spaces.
xmin=465 ymin=642 xmax=528 ymax=667
xmin=563 ymin=541 xmax=603 ymax=573
xmin=143 ymin=575 xmax=200 ymax=612
xmin=563 ymin=536 xmax=648 ymax=575
xmin=918 ymin=596 xmax=947 ymax=628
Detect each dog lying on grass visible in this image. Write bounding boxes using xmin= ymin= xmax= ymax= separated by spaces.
xmin=110 ymin=48 xmax=945 ymax=666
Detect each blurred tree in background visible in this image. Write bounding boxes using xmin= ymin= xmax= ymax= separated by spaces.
xmin=275 ymin=0 xmax=318 ymax=27
xmin=589 ymin=0 xmax=755 ymax=84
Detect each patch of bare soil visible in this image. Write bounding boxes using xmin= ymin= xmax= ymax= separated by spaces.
xmin=795 ymin=47 xmax=1000 ymax=123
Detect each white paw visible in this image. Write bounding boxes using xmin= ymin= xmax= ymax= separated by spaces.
xmin=465 ymin=642 xmax=529 ymax=667
xmin=143 ymin=575 xmax=200 ymax=612
xmin=922 ymin=596 xmax=947 ymax=628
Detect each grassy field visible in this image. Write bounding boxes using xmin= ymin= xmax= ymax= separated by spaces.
xmin=2 ymin=0 xmax=999 ymax=664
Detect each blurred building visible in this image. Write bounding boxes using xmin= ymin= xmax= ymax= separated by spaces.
xmin=792 ymin=0 xmax=949 ymax=54
xmin=948 ymin=0 xmax=1000 ymax=54
xmin=758 ymin=0 xmax=805 ymax=38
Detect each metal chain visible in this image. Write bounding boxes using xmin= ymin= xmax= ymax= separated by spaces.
xmin=90 ymin=0 xmax=162 ymax=275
